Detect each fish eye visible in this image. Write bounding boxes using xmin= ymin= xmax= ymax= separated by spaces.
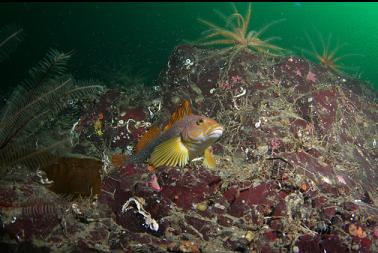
xmin=196 ymin=118 xmax=204 ymax=125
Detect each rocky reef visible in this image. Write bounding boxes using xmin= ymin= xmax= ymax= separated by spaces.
xmin=1 ymin=45 xmax=377 ymax=253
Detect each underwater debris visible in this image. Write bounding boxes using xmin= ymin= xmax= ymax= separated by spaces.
xmin=121 ymin=197 xmax=159 ymax=232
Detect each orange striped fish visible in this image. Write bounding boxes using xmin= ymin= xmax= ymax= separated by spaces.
xmin=133 ymin=100 xmax=224 ymax=169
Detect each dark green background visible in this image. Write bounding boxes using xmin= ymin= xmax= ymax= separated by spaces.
xmin=1 ymin=2 xmax=377 ymax=94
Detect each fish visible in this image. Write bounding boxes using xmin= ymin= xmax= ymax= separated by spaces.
xmin=133 ymin=100 xmax=224 ymax=169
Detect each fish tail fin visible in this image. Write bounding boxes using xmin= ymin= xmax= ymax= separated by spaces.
xmin=135 ymin=126 xmax=162 ymax=154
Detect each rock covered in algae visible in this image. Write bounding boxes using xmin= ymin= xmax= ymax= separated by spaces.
xmin=1 ymin=44 xmax=377 ymax=253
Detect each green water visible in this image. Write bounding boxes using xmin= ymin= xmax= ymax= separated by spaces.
xmin=1 ymin=2 xmax=378 ymax=92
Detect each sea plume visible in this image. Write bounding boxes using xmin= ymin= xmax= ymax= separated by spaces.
xmin=0 ymin=49 xmax=103 ymax=172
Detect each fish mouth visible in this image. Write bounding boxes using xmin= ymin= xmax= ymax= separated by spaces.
xmin=207 ymin=125 xmax=224 ymax=139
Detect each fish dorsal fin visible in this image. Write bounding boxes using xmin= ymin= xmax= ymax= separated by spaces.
xmin=163 ymin=100 xmax=193 ymax=132
xmin=135 ymin=126 xmax=162 ymax=154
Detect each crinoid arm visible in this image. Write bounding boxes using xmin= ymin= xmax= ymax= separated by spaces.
xmin=299 ymin=30 xmax=362 ymax=75
xmin=227 ymin=3 xmax=252 ymax=36
xmin=0 ymin=25 xmax=24 ymax=63
xmin=198 ymin=18 xmax=243 ymax=43
xmin=250 ymin=18 xmax=285 ymax=40
xmin=0 ymin=139 xmax=68 ymax=172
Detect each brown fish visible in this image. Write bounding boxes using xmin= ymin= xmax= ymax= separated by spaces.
xmin=133 ymin=100 xmax=224 ymax=169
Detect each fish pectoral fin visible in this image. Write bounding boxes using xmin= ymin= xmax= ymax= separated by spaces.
xmin=149 ymin=136 xmax=189 ymax=168
xmin=203 ymin=147 xmax=216 ymax=169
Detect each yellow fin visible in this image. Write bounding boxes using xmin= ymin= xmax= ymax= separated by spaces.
xmin=135 ymin=127 xmax=161 ymax=154
xmin=149 ymin=136 xmax=189 ymax=168
xmin=203 ymin=147 xmax=216 ymax=169
xmin=163 ymin=100 xmax=192 ymax=132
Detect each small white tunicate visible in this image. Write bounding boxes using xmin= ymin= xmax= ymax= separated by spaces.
xmin=118 ymin=120 xmax=124 ymax=125
xmin=373 ymin=139 xmax=376 ymax=148
xmin=184 ymin=58 xmax=194 ymax=69
xmin=127 ymin=145 xmax=133 ymax=151
xmin=149 ymin=221 xmax=159 ymax=232
xmin=233 ymin=87 xmax=246 ymax=98
xmin=148 ymin=106 xmax=154 ymax=118
xmin=308 ymin=97 xmax=313 ymax=103
xmin=192 ymin=157 xmax=203 ymax=162
xmin=255 ymin=119 xmax=261 ymax=128
xmin=293 ymin=246 xmax=300 ymax=253
xmin=214 ymin=203 xmax=226 ymax=210
xmin=210 ymin=88 xmax=216 ymax=94
xmin=321 ymin=176 xmax=331 ymax=184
